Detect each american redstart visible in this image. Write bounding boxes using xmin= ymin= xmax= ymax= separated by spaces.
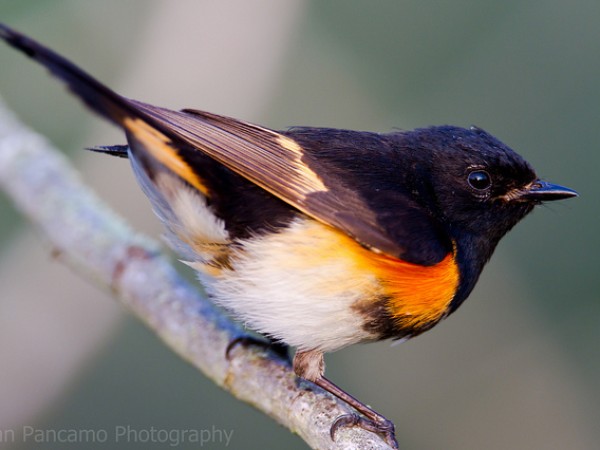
xmin=0 ymin=24 xmax=577 ymax=448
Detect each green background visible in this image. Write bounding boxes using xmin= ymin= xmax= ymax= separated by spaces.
xmin=0 ymin=1 xmax=598 ymax=449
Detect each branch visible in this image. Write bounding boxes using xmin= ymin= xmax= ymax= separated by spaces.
xmin=0 ymin=97 xmax=394 ymax=450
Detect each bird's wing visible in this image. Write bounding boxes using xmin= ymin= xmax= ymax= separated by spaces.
xmin=132 ymin=104 xmax=451 ymax=264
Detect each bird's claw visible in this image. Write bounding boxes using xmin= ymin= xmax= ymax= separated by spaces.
xmin=331 ymin=413 xmax=398 ymax=449
xmin=225 ymin=335 xmax=290 ymax=362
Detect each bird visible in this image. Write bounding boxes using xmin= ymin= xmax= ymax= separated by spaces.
xmin=0 ymin=23 xmax=577 ymax=448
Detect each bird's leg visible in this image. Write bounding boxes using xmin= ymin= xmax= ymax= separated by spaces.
xmin=294 ymin=350 xmax=398 ymax=449
xmin=314 ymin=376 xmax=397 ymax=448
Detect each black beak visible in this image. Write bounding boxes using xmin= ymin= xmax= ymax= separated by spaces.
xmin=520 ymin=180 xmax=578 ymax=202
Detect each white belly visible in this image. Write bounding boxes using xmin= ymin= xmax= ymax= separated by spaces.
xmin=202 ymin=218 xmax=381 ymax=352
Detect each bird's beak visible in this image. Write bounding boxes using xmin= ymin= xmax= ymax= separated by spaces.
xmin=518 ymin=180 xmax=578 ymax=202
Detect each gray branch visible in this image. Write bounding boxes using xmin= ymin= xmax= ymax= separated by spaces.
xmin=0 ymin=98 xmax=394 ymax=450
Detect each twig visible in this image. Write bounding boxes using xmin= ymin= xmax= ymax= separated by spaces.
xmin=0 ymin=97 xmax=394 ymax=449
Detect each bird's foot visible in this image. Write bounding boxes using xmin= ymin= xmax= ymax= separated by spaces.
xmin=311 ymin=374 xmax=398 ymax=449
xmin=331 ymin=412 xmax=398 ymax=449
xmin=225 ymin=335 xmax=291 ymax=362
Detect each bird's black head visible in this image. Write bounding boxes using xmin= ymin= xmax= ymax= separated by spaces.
xmin=412 ymin=126 xmax=536 ymax=238
xmin=388 ymin=125 xmax=576 ymax=305
xmin=392 ymin=125 xmax=575 ymax=244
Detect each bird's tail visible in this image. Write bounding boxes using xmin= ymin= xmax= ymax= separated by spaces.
xmin=0 ymin=23 xmax=236 ymax=260
xmin=0 ymin=23 xmax=217 ymax=196
xmin=1 ymin=23 xmax=155 ymax=132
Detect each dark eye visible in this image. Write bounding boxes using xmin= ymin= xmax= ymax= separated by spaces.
xmin=467 ymin=170 xmax=492 ymax=190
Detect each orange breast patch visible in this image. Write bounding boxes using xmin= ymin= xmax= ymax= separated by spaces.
xmin=368 ymin=250 xmax=459 ymax=330
xmin=338 ymin=229 xmax=460 ymax=332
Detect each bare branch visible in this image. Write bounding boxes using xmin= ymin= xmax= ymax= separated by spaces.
xmin=0 ymin=98 xmax=394 ymax=449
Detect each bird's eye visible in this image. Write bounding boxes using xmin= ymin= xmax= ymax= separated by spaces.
xmin=467 ymin=170 xmax=492 ymax=191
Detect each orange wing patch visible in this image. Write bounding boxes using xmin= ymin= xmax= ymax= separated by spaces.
xmin=124 ymin=117 xmax=209 ymax=196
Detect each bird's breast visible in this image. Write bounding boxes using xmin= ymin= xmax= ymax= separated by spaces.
xmin=202 ymin=217 xmax=460 ymax=351
xmin=362 ymin=245 xmax=460 ymax=338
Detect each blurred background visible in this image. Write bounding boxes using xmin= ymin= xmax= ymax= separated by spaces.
xmin=0 ymin=1 xmax=598 ymax=449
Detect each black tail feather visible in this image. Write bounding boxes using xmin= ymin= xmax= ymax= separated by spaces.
xmin=0 ymin=22 xmax=185 ymax=143
xmin=0 ymin=23 xmax=138 ymax=126
xmin=86 ymin=145 xmax=130 ymax=158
